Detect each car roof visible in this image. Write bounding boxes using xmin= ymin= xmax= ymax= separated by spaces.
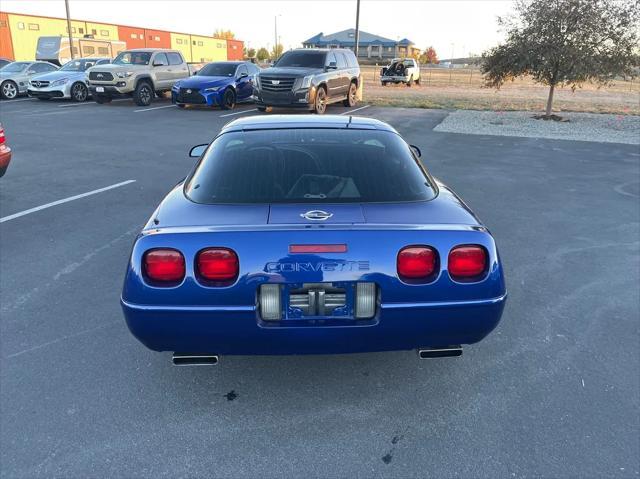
xmin=221 ymin=115 xmax=398 ymax=133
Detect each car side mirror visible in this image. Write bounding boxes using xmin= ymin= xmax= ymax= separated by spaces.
xmin=189 ymin=144 xmax=208 ymax=158
xmin=326 ymin=61 xmax=337 ymax=70
xmin=410 ymin=145 xmax=422 ymax=158
xmin=26 ymin=70 xmax=36 ymax=75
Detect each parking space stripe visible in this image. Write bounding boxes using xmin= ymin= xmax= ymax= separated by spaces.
xmin=0 ymin=180 xmax=136 ymax=224
xmin=340 ymin=105 xmax=371 ymax=115
xmin=134 ymin=104 xmax=176 ymax=113
xmin=1 ymin=97 xmax=37 ymax=103
xmin=219 ymin=108 xmax=258 ymax=118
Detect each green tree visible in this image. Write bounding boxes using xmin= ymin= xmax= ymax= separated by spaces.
xmin=256 ymin=47 xmax=270 ymax=62
xmin=247 ymin=47 xmax=256 ymax=59
xmin=213 ymin=29 xmax=235 ymax=40
xmin=270 ymin=43 xmax=284 ymax=60
xmin=481 ymin=0 xmax=640 ymax=119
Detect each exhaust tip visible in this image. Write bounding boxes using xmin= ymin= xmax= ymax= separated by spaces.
xmin=172 ymin=354 xmax=219 ymax=366
xmin=418 ymin=346 xmax=462 ymax=359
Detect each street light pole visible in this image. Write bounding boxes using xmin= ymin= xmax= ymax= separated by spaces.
xmin=64 ymin=0 xmax=74 ymax=59
xmin=354 ymin=0 xmax=361 ymax=59
xmin=274 ymin=15 xmax=278 ymax=59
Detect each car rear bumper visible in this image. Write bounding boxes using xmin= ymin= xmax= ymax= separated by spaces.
xmin=121 ymin=293 xmax=506 ymax=355
xmin=0 ymin=145 xmax=11 ymax=177
xmin=382 ymin=76 xmax=411 ymax=83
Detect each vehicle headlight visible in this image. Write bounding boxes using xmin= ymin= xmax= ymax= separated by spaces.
xmin=172 ymin=82 xmax=180 ymax=91
xmin=300 ymin=75 xmax=313 ymax=89
xmin=116 ymin=71 xmax=134 ymax=78
xmin=204 ymin=86 xmax=221 ymax=92
xmin=50 ymin=78 xmax=69 ymax=87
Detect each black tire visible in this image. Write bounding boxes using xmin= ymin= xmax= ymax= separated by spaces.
xmin=156 ymin=91 xmax=165 ymax=99
xmin=313 ymin=86 xmax=327 ymax=114
xmin=415 ymin=77 xmax=420 ymax=85
xmin=406 ymin=75 xmax=413 ymax=87
xmin=343 ymin=81 xmax=358 ymax=107
xmin=71 ymin=82 xmax=88 ymax=102
xmin=176 ymin=103 xmax=186 ymax=108
xmin=257 ymin=106 xmax=267 ymax=112
xmin=0 ymin=80 xmax=18 ymax=100
xmin=381 ymin=81 xmax=387 ymax=87
xmin=133 ymin=81 xmax=153 ymax=106
xmin=221 ymin=88 xmax=236 ymax=110
xmin=94 ymin=95 xmax=112 ymax=104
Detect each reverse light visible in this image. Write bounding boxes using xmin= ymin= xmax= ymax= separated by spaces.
xmin=259 ymin=284 xmax=281 ymax=320
xmin=448 ymin=245 xmax=487 ymax=281
xmin=196 ymin=248 xmax=239 ymax=282
xmin=144 ymin=249 xmax=185 ymax=283
xmin=397 ymin=246 xmax=437 ymax=280
xmin=355 ymin=282 xmax=377 ymax=319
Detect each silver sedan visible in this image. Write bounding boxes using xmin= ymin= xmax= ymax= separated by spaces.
xmin=0 ymin=61 xmax=58 ymax=100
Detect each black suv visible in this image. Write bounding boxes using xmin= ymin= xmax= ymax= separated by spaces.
xmin=255 ymin=48 xmax=360 ymax=114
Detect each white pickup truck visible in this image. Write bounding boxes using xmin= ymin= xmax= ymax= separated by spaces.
xmin=380 ymin=58 xmax=420 ymax=86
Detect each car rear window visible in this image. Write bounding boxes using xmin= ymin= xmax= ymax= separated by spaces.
xmin=185 ymin=129 xmax=436 ymax=204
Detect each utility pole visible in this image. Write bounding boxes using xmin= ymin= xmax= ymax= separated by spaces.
xmin=354 ymin=0 xmax=361 ymax=59
xmin=274 ymin=15 xmax=278 ymax=59
xmin=64 ymin=0 xmax=74 ymax=59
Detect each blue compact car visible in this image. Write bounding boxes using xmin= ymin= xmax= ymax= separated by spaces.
xmin=121 ymin=115 xmax=507 ymax=365
xmin=171 ymin=61 xmax=259 ymax=110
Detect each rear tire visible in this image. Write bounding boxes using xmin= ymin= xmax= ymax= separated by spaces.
xmin=343 ymin=82 xmax=357 ymax=107
xmin=94 ymin=95 xmax=112 ymax=104
xmin=257 ymin=106 xmax=268 ymax=112
xmin=415 ymin=77 xmax=420 ymax=85
xmin=313 ymin=86 xmax=327 ymax=114
xmin=1 ymin=80 xmax=18 ymax=100
xmin=221 ymin=88 xmax=236 ymax=110
xmin=133 ymin=81 xmax=153 ymax=106
xmin=406 ymin=75 xmax=413 ymax=87
xmin=71 ymin=82 xmax=88 ymax=102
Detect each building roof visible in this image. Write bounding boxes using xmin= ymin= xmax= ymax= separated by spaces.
xmin=303 ymin=28 xmax=413 ymax=47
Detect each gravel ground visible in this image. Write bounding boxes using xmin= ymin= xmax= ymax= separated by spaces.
xmin=434 ymin=110 xmax=640 ymax=144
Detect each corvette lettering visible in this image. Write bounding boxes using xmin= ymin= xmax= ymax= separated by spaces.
xmin=266 ymin=261 xmax=370 ymax=273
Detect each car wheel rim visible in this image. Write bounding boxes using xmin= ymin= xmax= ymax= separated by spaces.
xmin=225 ymin=92 xmax=234 ymax=108
xmin=74 ymin=85 xmax=86 ymax=101
xmin=141 ymin=87 xmax=151 ymax=104
xmin=317 ymin=91 xmax=326 ymax=113
xmin=350 ymin=86 xmax=356 ymax=104
xmin=3 ymin=83 xmax=16 ymax=99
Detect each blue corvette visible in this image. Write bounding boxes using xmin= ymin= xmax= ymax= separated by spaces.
xmin=121 ymin=115 xmax=506 ymax=365
xmin=171 ymin=61 xmax=259 ymax=110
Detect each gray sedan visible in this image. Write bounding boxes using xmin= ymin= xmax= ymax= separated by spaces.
xmin=0 ymin=61 xmax=58 ymax=99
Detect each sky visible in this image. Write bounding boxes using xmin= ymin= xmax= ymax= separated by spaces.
xmin=3 ymin=0 xmax=515 ymax=58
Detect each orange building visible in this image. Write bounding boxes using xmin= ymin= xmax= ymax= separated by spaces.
xmin=0 ymin=11 xmax=243 ymax=63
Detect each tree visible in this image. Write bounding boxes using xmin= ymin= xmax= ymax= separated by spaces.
xmin=481 ymin=0 xmax=640 ymax=119
xmin=213 ymin=29 xmax=235 ymax=40
xmin=246 ymin=47 xmax=256 ymax=59
xmin=270 ymin=43 xmax=284 ymax=60
xmin=256 ymin=47 xmax=270 ymax=62
xmin=420 ymin=46 xmax=438 ymax=64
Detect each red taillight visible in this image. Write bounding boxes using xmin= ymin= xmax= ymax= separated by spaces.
xmin=144 ymin=249 xmax=185 ymax=283
xmin=197 ymin=248 xmax=239 ymax=281
xmin=0 ymin=126 xmax=5 ymax=145
xmin=397 ymin=246 xmax=437 ymax=280
xmin=448 ymin=245 xmax=487 ymax=280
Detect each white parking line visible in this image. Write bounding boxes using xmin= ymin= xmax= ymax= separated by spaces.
xmin=219 ymin=108 xmax=258 ymax=118
xmin=134 ymin=104 xmax=176 ymax=113
xmin=1 ymin=97 xmax=37 ymax=103
xmin=58 ymin=98 xmax=130 ymax=107
xmin=0 ymin=180 xmax=136 ymax=224
xmin=340 ymin=105 xmax=371 ymax=115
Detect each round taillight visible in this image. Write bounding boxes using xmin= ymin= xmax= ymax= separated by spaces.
xmin=196 ymin=248 xmax=239 ymax=282
xmin=397 ymin=246 xmax=437 ymax=280
xmin=448 ymin=245 xmax=487 ymax=280
xmin=143 ymin=249 xmax=185 ymax=283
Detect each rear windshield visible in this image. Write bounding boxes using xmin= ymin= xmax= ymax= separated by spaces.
xmin=185 ymin=129 xmax=435 ymax=204
xmin=274 ymin=51 xmax=326 ymax=68
xmin=197 ymin=63 xmax=237 ymax=77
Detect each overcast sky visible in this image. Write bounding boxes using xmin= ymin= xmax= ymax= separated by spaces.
xmin=4 ymin=0 xmax=514 ymax=58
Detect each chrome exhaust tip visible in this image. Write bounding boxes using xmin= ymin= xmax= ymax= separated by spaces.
xmin=172 ymin=354 xmax=219 ymax=366
xmin=418 ymin=346 xmax=462 ymax=359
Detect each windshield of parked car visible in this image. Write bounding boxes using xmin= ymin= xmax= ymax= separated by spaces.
xmin=185 ymin=129 xmax=435 ymax=204
xmin=60 ymin=59 xmax=97 ymax=72
xmin=0 ymin=62 xmax=29 ymax=73
xmin=197 ymin=63 xmax=237 ymax=77
xmin=113 ymin=51 xmax=151 ymax=66
xmin=274 ymin=51 xmax=326 ymax=68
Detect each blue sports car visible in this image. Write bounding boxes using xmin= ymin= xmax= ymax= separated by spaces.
xmin=121 ymin=115 xmax=507 ymax=365
xmin=171 ymin=61 xmax=259 ymax=110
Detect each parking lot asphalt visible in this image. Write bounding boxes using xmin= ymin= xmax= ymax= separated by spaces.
xmin=1 ymin=96 xmax=639 ymax=478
